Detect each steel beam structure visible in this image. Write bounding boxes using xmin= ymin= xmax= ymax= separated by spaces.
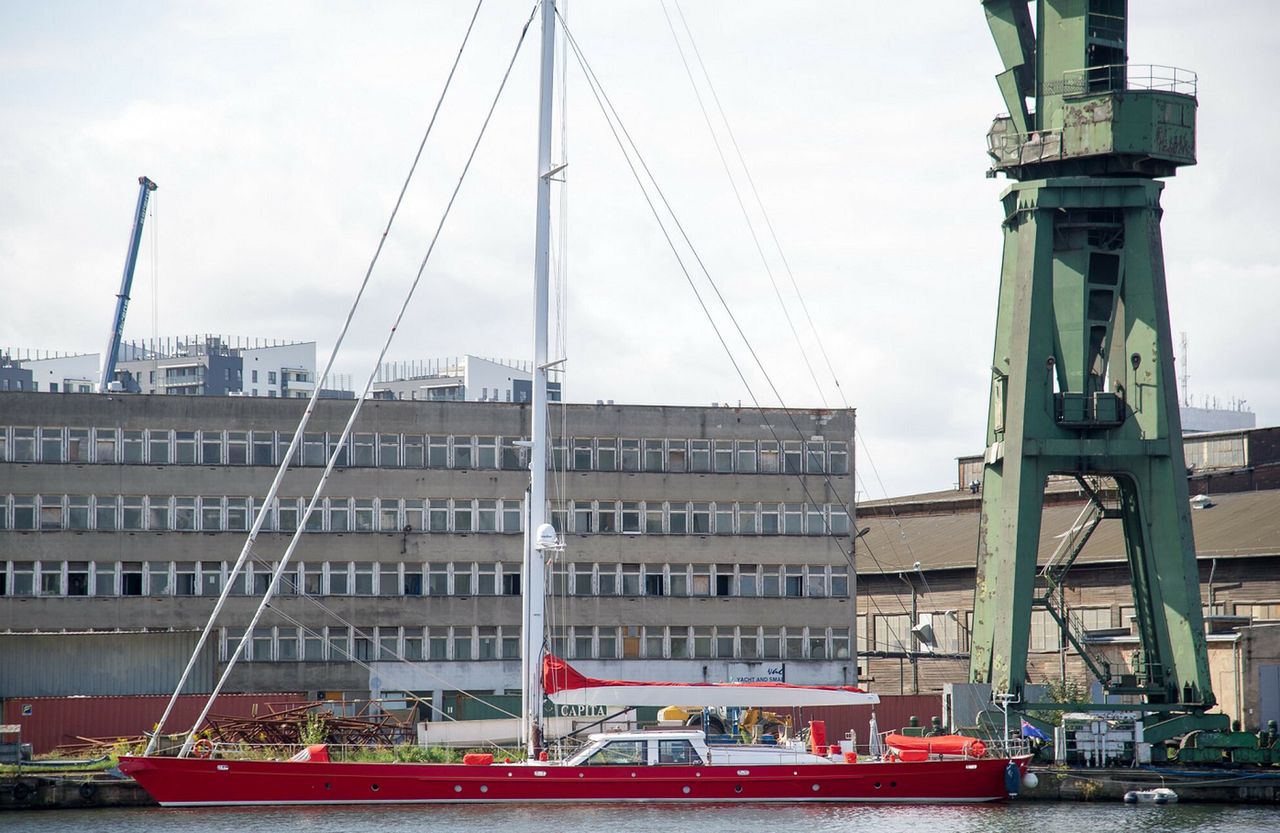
xmin=969 ymin=1 xmax=1215 ymax=712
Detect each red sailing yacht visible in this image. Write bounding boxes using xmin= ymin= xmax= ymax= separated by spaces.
xmin=120 ymin=654 xmax=1030 ymax=806
xmin=119 ymin=0 xmax=1031 ymax=806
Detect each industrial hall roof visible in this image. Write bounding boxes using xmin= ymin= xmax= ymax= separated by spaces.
xmin=856 ymin=487 xmax=1280 ymax=574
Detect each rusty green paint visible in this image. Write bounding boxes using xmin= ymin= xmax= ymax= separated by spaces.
xmin=970 ymin=2 xmax=1213 ymax=712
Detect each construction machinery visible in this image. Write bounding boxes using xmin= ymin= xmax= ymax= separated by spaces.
xmin=968 ymin=0 xmax=1229 ymax=747
xmin=97 ymin=176 xmax=157 ymax=393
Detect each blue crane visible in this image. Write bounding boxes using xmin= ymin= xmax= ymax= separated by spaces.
xmin=97 ymin=176 xmax=158 ymax=393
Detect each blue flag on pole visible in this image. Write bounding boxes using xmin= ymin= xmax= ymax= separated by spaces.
xmin=1021 ymin=718 xmax=1051 ymax=742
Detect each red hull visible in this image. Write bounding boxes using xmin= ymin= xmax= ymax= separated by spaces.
xmin=118 ymin=755 xmax=1027 ymax=806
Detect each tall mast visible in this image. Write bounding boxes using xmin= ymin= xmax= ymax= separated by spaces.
xmin=523 ymin=0 xmax=556 ymax=760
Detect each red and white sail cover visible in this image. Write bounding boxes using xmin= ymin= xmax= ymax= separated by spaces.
xmin=542 ymin=655 xmax=878 ymax=707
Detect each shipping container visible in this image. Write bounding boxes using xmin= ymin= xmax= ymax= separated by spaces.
xmin=0 ymin=631 xmax=216 ymax=697
xmin=769 ymin=694 xmax=945 ymax=753
xmin=1 ymin=692 xmax=305 ymax=755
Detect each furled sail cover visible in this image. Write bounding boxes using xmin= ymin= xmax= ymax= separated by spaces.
xmin=543 ymin=655 xmax=879 ymax=707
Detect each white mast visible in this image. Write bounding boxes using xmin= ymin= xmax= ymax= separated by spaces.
xmin=523 ymin=0 xmax=557 ymax=759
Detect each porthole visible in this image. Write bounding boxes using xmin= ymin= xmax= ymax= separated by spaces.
xmin=812 ymin=784 xmax=820 ymax=792
xmin=324 ymin=783 xmax=332 ymax=790
xmin=734 ymin=785 xmax=743 ymax=794
xmin=480 ymin=785 xmax=489 ymax=794
xmin=890 ymin=781 xmax=897 ymax=788
xmin=874 ymin=782 xmax=882 ymax=789
xmin=371 ymin=784 xmax=379 ymax=792
xmin=454 ymin=785 xmax=462 ymax=793
xmin=682 ymin=786 xmax=691 ymax=795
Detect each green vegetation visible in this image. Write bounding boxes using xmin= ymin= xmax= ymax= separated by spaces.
xmin=1028 ymin=677 xmax=1089 ymax=726
xmin=300 ymin=712 xmax=330 ymax=746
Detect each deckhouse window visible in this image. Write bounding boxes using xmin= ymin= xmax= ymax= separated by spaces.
xmin=658 ymin=739 xmax=701 ymax=765
xmin=584 ymin=740 xmax=646 ymax=766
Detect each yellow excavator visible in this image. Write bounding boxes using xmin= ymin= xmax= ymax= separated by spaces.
xmin=658 ymin=706 xmax=792 ymax=743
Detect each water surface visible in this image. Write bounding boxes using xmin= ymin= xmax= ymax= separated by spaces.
xmin=5 ymin=801 xmax=1276 ymax=833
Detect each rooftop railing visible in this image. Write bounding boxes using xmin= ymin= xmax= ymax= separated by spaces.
xmin=1061 ymin=64 xmax=1198 ymax=98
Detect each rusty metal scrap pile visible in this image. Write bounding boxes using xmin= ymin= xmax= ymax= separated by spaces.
xmin=206 ymin=703 xmax=415 ymax=747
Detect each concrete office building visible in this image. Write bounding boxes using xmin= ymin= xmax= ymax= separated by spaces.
xmin=0 ymin=393 xmax=858 ymax=715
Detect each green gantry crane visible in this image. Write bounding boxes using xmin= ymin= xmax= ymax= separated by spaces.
xmin=969 ymin=0 xmax=1227 ymax=740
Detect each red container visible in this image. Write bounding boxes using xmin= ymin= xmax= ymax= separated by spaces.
xmin=2 ymin=692 xmax=306 ymax=754
xmin=768 ymin=694 xmax=944 ymax=755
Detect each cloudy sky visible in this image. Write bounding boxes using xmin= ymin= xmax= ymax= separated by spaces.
xmin=1 ymin=1 xmax=1276 ymax=498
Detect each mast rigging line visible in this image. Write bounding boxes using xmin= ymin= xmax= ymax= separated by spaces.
xmin=184 ymin=1 xmax=538 ymax=759
xmin=665 ymin=0 xmax=924 ymax=593
xmin=230 ymin=556 xmax=522 ymax=723
xmin=261 ymin=604 xmax=521 ymax=727
xmin=669 ymin=0 xmax=843 ymax=411
xmin=144 ymin=0 xmax=526 ymax=756
xmin=557 ymin=13 xmax=914 ymax=623
xmin=658 ymin=0 xmax=828 ymax=409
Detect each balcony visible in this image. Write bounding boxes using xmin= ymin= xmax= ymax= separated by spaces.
xmin=988 ymin=64 xmax=1197 ymax=179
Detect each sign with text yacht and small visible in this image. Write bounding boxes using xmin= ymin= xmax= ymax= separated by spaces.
xmin=728 ymin=664 xmax=784 ymax=684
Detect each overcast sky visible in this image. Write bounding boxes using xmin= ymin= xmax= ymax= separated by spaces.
xmin=1 ymin=1 xmax=1276 ymax=499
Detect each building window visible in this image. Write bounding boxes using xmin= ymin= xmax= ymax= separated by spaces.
xmin=830 ymin=444 xmax=849 ymax=474
xmin=40 ymin=427 xmax=63 ymax=462
xmin=328 ymin=562 xmax=351 ymax=595
xmin=668 ymin=502 xmax=689 ymax=534
xmin=597 ymin=439 xmax=617 ymax=471
xmin=573 ymin=502 xmax=593 ymax=534
xmin=148 ymin=430 xmax=171 ymax=464
xmin=501 ymin=500 xmax=522 ymax=533
xmin=643 ymin=439 xmax=664 ymax=472
xmin=714 ymin=564 xmax=733 ymax=597
xmin=621 ymin=502 xmax=640 ymax=533
xmin=13 ymin=496 xmax=36 ymax=530
xmin=758 ymin=441 xmax=779 ymax=473
xmin=201 ymin=431 xmax=223 ymax=464
xmin=783 ymin=503 xmax=803 ymax=535
xmin=174 ymin=497 xmax=196 ymax=531
xmin=12 ymin=428 xmax=36 ymax=462
xmin=67 ymin=496 xmax=90 ymax=529
xmin=94 ymin=429 xmax=117 ymax=463
xmin=666 ymin=440 xmax=687 ymax=472
xmin=760 ymin=504 xmax=780 ymax=535
xmin=1028 ymin=609 xmax=1062 ymax=652
xmin=10 ymin=561 xmax=35 ymax=595
xmin=121 ymin=561 xmax=143 ymax=596
xmin=122 ymin=430 xmax=144 ymax=463
xmin=875 ymin=614 xmax=911 ymax=653
xmin=354 ymin=562 xmax=375 ymax=595
xmin=1236 ymin=602 xmax=1280 ymax=622
xmin=620 ymin=439 xmax=640 ymax=471
xmin=502 ymin=565 xmax=521 ymax=596
xmin=1075 ymin=607 xmax=1112 ymax=633
xmin=170 ymin=431 xmax=195 ymax=464
xmin=572 ymin=439 xmax=593 ymax=471
xmin=39 ymin=495 xmax=63 ymax=530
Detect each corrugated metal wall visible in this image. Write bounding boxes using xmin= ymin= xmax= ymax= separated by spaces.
xmin=769 ymin=694 xmax=945 ymax=753
xmin=0 ymin=631 xmax=216 ymax=697
xmin=2 ymin=692 xmax=306 ymax=754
